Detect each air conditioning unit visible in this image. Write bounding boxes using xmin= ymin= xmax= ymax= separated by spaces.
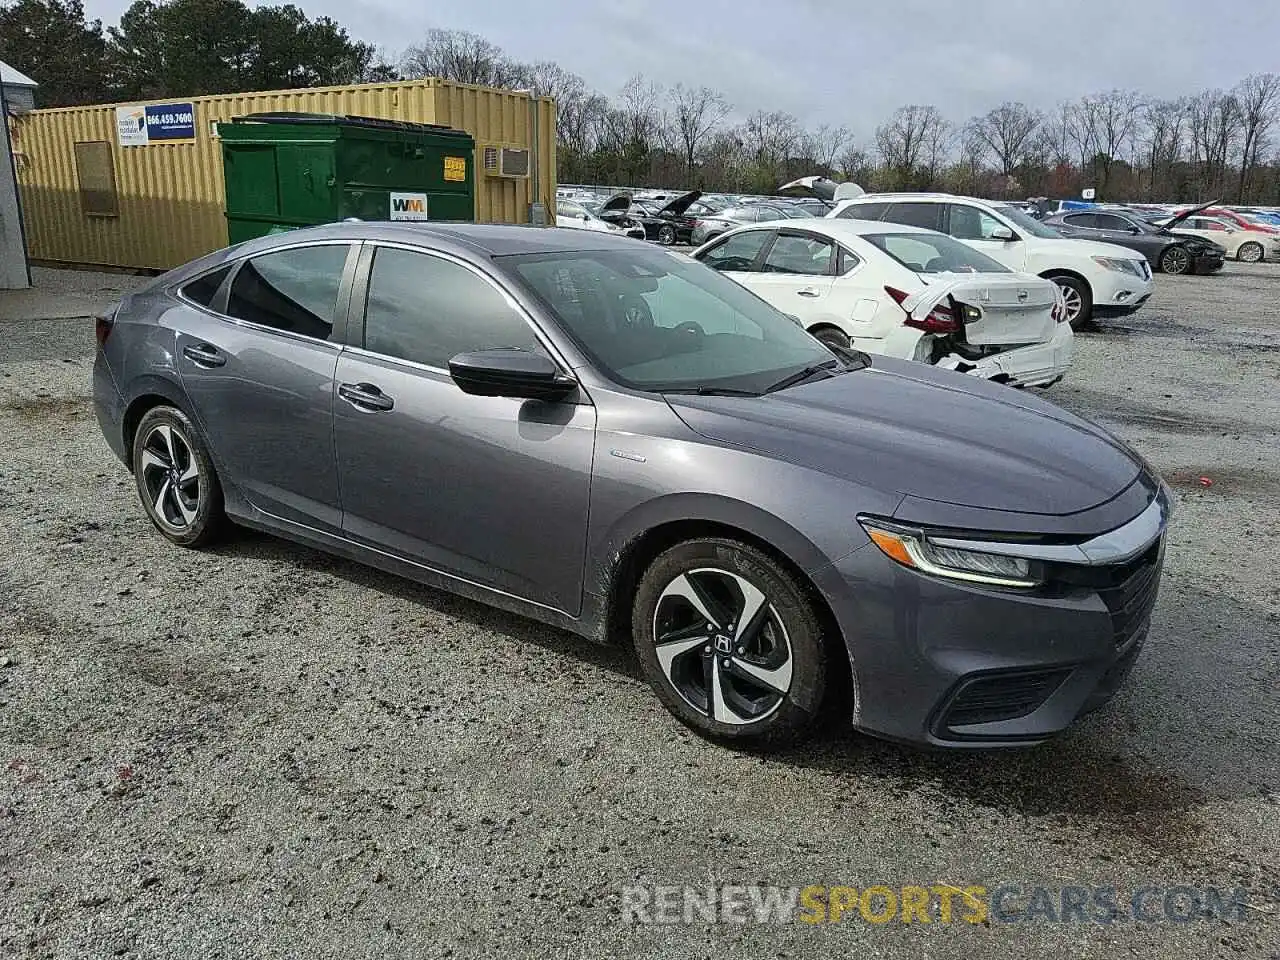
xmin=483 ymin=145 xmax=530 ymax=179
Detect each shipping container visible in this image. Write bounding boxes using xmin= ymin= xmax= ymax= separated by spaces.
xmin=13 ymin=78 xmax=555 ymax=271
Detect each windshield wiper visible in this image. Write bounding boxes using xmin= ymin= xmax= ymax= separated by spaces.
xmin=764 ymin=358 xmax=843 ymax=394
xmin=660 ymin=385 xmax=762 ymax=397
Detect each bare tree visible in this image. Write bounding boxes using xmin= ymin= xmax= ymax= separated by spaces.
xmin=875 ymin=105 xmax=948 ymax=188
xmin=1073 ymin=90 xmax=1144 ymax=193
xmin=663 ymin=84 xmax=730 ymax=184
xmin=1233 ymin=73 xmax=1280 ymax=201
xmin=969 ymin=102 xmax=1041 ymax=176
xmin=740 ymin=110 xmax=803 ymax=191
xmin=401 ymin=28 xmax=524 ymax=87
xmin=1187 ymin=89 xmax=1241 ymax=198
xmin=801 ymin=124 xmax=852 ymax=175
xmin=1138 ymin=98 xmax=1188 ymax=199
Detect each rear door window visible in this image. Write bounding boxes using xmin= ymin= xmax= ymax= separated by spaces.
xmin=226 ymin=245 xmax=351 ymax=341
xmin=837 ymin=201 xmax=889 ymax=221
xmin=1062 ymin=213 xmax=1099 ymax=228
xmin=883 ymin=202 xmax=945 ymax=232
xmin=181 ymin=264 xmax=233 ymax=308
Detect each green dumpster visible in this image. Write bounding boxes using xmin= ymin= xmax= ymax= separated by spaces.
xmin=219 ymin=112 xmax=475 ymax=244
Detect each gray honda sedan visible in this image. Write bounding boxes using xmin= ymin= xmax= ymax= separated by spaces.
xmin=93 ymin=223 xmax=1169 ymax=748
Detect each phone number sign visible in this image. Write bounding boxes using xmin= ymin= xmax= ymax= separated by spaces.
xmin=117 ymin=102 xmax=196 ymax=146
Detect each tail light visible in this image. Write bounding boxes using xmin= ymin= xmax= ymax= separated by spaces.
xmin=885 ymin=286 xmax=959 ymax=334
xmin=94 ymin=309 xmax=116 ymax=348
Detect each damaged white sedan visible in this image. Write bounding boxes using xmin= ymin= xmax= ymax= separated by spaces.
xmin=691 ymin=218 xmax=1072 ymax=388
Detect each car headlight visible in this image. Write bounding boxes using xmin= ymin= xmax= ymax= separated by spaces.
xmin=858 ymin=518 xmax=1041 ymax=588
xmin=1092 ymin=256 xmax=1145 ymax=277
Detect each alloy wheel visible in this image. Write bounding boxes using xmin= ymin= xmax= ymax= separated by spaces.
xmin=658 ymin=226 xmax=677 ymax=246
xmin=1055 ymin=281 xmax=1083 ymax=325
xmin=139 ymin=423 xmax=201 ymax=532
xmin=652 ymin=567 xmax=793 ymax=725
xmin=1162 ymin=247 xmax=1190 ymax=275
xmin=1238 ymin=242 xmax=1264 ymax=264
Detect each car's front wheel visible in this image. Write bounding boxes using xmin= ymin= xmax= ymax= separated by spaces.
xmin=632 ymin=538 xmax=835 ymax=746
xmin=1237 ymin=240 xmax=1265 ymax=263
xmin=1045 ymin=273 xmax=1092 ymax=329
xmin=1160 ymin=245 xmax=1191 ymax=275
xmin=131 ymin=405 xmax=225 ymax=547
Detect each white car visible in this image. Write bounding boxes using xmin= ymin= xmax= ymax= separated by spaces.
xmin=555 ymin=200 xmax=645 ymax=239
xmin=691 ymin=219 xmax=1073 ymax=389
xmin=827 ymin=193 xmax=1153 ymax=327
xmin=1157 ymin=214 xmax=1280 ymax=264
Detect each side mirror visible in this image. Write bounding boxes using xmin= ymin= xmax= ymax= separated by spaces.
xmin=989 ymin=225 xmax=1016 ymax=241
xmin=1128 ymin=225 xmax=1142 ymax=234
xmin=582 ymin=213 xmax=590 ymax=221
xmin=448 ymin=349 xmax=578 ymax=402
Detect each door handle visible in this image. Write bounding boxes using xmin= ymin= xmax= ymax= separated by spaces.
xmin=797 ymin=288 xmax=821 ymax=298
xmin=339 ymin=382 xmax=394 ymax=412
xmin=182 ymin=343 xmax=226 ymax=368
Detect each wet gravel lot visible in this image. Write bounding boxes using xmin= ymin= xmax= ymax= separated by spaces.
xmin=1 ymin=264 xmax=1278 ymax=958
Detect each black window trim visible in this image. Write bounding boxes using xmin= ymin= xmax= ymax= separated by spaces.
xmin=172 ymin=238 xmax=361 ymax=348
xmin=347 ymin=241 xmax=576 ymax=383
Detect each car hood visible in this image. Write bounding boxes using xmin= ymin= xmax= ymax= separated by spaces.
xmin=1165 ymin=199 xmax=1218 ymax=229
xmin=666 ymin=358 xmax=1143 ymax=517
xmin=654 ymin=190 xmax=703 ymax=217
xmin=599 ymin=192 xmax=633 ymax=215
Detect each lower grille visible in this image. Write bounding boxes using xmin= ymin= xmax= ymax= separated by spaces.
xmin=942 ymin=669 xmax=1071 ymax=728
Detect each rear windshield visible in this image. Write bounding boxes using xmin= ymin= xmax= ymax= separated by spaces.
xmin=864 ymin=232 xmax=1011 ymax=274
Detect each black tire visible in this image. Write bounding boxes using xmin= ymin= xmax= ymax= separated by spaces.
xmin=1159 ymin=245 xmax=1191 ymax=275
xmin=631 ymin=538 xmax=835 ymax=747
xmin=1237 ymin=241 xmax=1265 ymax=264
xmin=810 ymin=325 xmax=852 ymax=350
xmin=1045 ymin=273 xmax=1092 ymax=329
xmin=131 ymin=405 xmax=225 ymax=548
xmin=657 ymin=224 xmax=677 ymax=246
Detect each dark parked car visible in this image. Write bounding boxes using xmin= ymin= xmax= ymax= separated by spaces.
xmin=599 ymin=190 xmax=708 ymax=245
xmin=1042 ymin=206 xmax=1225 ymax=275
xmin=94 ymin=223 xmax=1169 ymax=749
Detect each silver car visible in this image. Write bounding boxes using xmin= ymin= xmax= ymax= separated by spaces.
xmin=94 ymin=223 xmax=1169 ymax=748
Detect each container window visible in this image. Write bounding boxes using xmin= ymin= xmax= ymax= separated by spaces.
xmin=74 ymin=141 xmax=119 ymax=217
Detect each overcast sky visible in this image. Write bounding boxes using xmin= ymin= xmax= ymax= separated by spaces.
xmin=83 ymin=0 xmax=1279 ymax=136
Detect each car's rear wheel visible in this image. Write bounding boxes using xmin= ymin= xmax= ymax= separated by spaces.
xmin=132 ymin=405 xmax=225 ymax=547
xmin=657 ymin=225 xmax=677 ymax=246
xmin=1160 ymin=245 xmax=1191 ymax=275
xmin=632 ymin=538 xmax=834 ymax=747
xmin=810 ymin=325 xmax=852 ymax=350
xmin=1237 ymin=241 xmax=1265 ymax=263
xmin=1045 ymin=273 xmax=1092 ymax=329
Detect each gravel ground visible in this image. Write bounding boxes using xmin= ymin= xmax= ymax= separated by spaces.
xmin=1 ymin=263 xmax=1278 ymax=958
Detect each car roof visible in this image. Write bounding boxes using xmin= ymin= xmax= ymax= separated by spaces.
xmin=736 ymin=218 xmax=938 ymax=239
xmin=836 ymin=192 xmax=1009 ymax=206
xmin=232 ymin=221 xmax=639 ymax=259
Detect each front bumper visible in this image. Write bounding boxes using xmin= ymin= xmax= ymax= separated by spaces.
xmin=1092 ymin=268 xmax=1153 ymax=312
xmin=1193 ymin=254 xmax=1225 ymax=273
xmin=815 ymin=492 xmax=1168 ymax=747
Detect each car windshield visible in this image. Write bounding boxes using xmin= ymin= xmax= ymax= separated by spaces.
xmin=502 ymin=246 xmax=842 ymax=394
xmin=992 ymin=204 xmax=1062 ymax=239
xmin=864 ymin=232 xmax=1012 ymax=274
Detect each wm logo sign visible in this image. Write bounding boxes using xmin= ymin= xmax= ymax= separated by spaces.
xmin=389 ymin=192 xmax=429 ymax=221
